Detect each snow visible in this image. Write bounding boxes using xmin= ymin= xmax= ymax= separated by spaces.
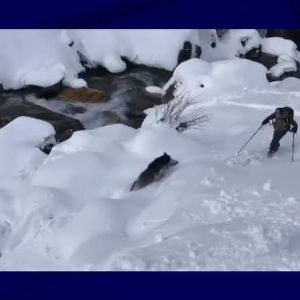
xmin=269 ymin=59 xmax=297 ymax=78
xmin=145 ymin=86 xmax=164 ymax=95
xmin=2 ymin=39 xmax=300 ymax=270
xmin=0 ymin=29 xmax=212 ymax=89
xmin=273 ymin=77 xmax=300 ymax=92
xmin=219 ymin=29 xmax=261 ymax=58
xmin=69 ymin=29 xmax=216 ymax=72
xmin=269 ymin=56 xmax=297 ymax=78
xmin=261 ymin=37 xmax=299 ymax=78
xmin=162 ymin=58 xmax=268 ymax=98
xmin=0 ymin=30 xmax=84 ymax=90
xmin=0 ymin=116 xmax=55 ymax=147
xmin=262 ymin=37 xmax=298 ymax=61
xmin=0 ymin=29 xmax=265 ymax=90
xmin=0 ymin=117 xmax=55 ymax=180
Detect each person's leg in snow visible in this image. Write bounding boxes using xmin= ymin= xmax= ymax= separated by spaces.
xmin=268 ymin=130 xmax=288 ymax=157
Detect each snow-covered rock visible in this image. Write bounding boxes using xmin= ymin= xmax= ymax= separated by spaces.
xmin=0 ymin=117 xmax=54 ymax=180
xmin=262 ymin=37 xmax=298 ymax=61
xmin=0 ymin=29 xmax=267 ymax=91
xmin=259 ymin=37 xmax=300 ymax=80
xmin=69 ymin=29 xmax=218 ymax=72
xmin=162 ymin=58 xmax=268 ymax=99
xmin=220 ymin=29 xmax=262 ymax=58
xmin=0 ymin=30 xmax=84 ymax=90
xmin=269 ymin=56 xmax=297 ymax=78
xmin=0 ymin=95 xmax=84 ymax=142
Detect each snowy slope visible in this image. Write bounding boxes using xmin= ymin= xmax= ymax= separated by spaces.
xmin=1 ymin=59 xmax=300 ymax=270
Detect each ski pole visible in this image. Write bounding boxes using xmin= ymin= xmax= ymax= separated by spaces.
xmin=237 ymin=125 xmax=264 ymax=154
xmin=292 ymin=132 xmax=295 ymax=162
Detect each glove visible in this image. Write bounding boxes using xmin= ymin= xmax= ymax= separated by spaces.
xmin=291 ymin=126 xmax=298 ymax=134
xmin=262 ymin=119 xmax=269 ymax=126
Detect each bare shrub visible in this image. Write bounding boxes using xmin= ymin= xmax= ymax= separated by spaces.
xmin=156 ymin=93 xmax=195 ymax=124
xmin=175 ymin=107 xmax=210 ymax=133
xmin=155 ymin=93 xmax=210 ymax=132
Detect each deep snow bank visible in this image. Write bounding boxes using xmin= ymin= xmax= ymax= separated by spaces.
xmin=0 ymin=30 xmax=209 ymax=89
xmin=0 ymin=29 xmax=264 ymax=90
xmin=3 ymin=29 xmax=299 ymax=92
xmin=2 ymin=83 xmax=300 ymax=270
xmin=1 ymin=58 xmax=300 ymax=270
xmin=0 ymin=30 xmax=85 ymax=90
xmin=69 ymin=29 xmax=207 ymax=72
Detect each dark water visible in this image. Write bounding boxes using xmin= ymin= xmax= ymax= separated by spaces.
xmin=79 ymin=63 xmax=171 ymax=127
xmin=0 ymin=63 xmax=172 ymax=142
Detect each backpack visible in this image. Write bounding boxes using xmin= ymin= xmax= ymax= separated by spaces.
xmin=273 ymin=106 xmax=294 ymax=131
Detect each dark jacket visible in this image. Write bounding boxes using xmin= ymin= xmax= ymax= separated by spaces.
xmin=263 ymin=110 xmax=298 ymax=132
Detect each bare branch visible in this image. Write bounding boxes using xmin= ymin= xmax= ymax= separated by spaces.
xmin=155 ymin=92 xmax=210 ymax=132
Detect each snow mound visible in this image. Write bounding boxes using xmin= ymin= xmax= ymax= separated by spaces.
xmin=220 ymin=29 xmax=261 ymax=58
xmin=262 ymin=37 xmax=298 ymax=61
xmin=70 ymin=29 xmax=213 ymax=72
xmin=0 ymin=30 xmax=84 ymax=90
xmin=0 ymin=117 xmax=55 ymax=180
xmin=163 ymin=58 xmax=268 ymax=99
xmin=269 ymin=57 xmax=297 ymax=78
xmin=261 ymin=37 xmax=299 ymax=79
xmin=1 ymin=84 xmax=300 ymax=270
xmin=0 ymin=29 xmax=266 ymax=90
xmin=0 ymin=29 xmax=211 ymax=89
xmin=0 ymin=116 xmax=55 ymax=146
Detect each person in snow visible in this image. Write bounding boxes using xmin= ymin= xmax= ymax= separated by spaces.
xmin=261 ymin=106 xmax=298 ymax=157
